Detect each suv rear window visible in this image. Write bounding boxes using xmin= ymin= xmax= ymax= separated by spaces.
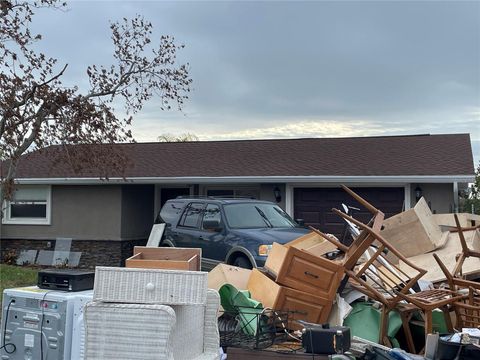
xmin=179 ymin=202 xmax=205 ymax=228
xmin=159 ymin=201 xmax=185 ymax=225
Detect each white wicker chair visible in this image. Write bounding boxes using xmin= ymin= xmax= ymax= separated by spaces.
xmin=84 ymin=302 xmax=176 ymax=360
xmin=87 ymin=267 xmax=220 ymax=360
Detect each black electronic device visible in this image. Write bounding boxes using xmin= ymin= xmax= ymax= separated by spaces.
xmin=38 ymin=269 xmax=95 ymax=292
xmin=302 ymin=324 xmax=351 ymax=355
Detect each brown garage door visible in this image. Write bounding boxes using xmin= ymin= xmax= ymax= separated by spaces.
xmin=294 ymin=187 xmax=404 ymax=239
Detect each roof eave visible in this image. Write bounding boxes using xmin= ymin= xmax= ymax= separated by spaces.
xmin=14 ymin=175 xmax=475 ymax=185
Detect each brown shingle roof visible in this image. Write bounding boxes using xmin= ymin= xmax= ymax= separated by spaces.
xmin=13 ymin=134 xmax=475 ymax=179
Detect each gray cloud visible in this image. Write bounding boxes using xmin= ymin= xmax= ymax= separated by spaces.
xmin=32 ymin=0 xmax=479 ymax=162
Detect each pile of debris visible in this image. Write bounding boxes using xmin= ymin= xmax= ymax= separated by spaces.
xmin=207 ymin=185 xmax=480 ymax=359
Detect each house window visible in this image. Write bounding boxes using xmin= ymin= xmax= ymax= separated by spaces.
xmin=206 ymin=187 xmax=259 ymax=199
xmin=2 ymin=185 xmax=51 ymax=225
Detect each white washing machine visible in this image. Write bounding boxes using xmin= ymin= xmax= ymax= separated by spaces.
xmin=1 ymin=286 xmax=93 ymax=360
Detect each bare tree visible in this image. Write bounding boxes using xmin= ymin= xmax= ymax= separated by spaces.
xmin=157 ymin=133 xmax=199 ymax=142
xmin=0 ymin=0 xmax=192 ymax=199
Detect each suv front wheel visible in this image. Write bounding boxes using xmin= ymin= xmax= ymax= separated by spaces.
xmin=230 ymin=254 xmax=253 ymax=269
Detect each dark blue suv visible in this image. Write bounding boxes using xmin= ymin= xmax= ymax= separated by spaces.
xmin=156 ymin=197 xmax=310 ymax=269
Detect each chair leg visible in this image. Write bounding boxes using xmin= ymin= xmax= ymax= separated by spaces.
xmin=400 ymin=308 xmax=416 ymax=354
xmin=424 ymin=310 xmax=433 ymax=337
xmin=442 ymin=306 xmax=454 ymax=332
xmin=379 ymin=307 xmax=390 ymax=346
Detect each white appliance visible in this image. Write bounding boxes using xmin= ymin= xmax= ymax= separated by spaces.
xmin=1 ymin=286 xmax=93 ymax=360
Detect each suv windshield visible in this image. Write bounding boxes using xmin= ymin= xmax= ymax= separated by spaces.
xmin=224 ymin=203 xmax=298 ymax=229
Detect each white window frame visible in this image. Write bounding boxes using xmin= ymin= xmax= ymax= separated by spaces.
xmin=204 ymin=185 xmax=260 ymax=199
xmin=2 ymin=185 xmax=52 ymax=225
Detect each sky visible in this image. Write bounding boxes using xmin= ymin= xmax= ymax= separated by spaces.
xmin=33 ymin=0 xmax=479 ymax=164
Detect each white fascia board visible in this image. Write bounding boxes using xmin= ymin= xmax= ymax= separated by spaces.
xmin=15 ymin=175 xmax=475 ymax=185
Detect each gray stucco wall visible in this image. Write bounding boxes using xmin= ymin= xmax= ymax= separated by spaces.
xmin=1 ymin=185 xmax=122 ymax=240
xmin=410 ymin=183 xmax=454 ymax=214
xmin=120 ymin=184 xmax=155 ymax=240
xmin=260 ymin=183 xmax=286 ymax=209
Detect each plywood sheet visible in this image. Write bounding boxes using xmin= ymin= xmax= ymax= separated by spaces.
xmin=399 ymin=229 xmax=480 ymax=283
xmin=433 ymin=213 xmax=480 ymax=228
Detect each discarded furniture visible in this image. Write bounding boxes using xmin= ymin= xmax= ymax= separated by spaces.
xmin=170 ymin=289 xmax=221 ymax=360
xmin=451 ymin=213 xmax=480 ymax=278
xmin=85 ymin=290 xmax=220 ymax=360
xmin=284 ymin=231 xmax=337 ymax=257
xmin=126 ymin=246 xmax=201 ymax=271
xmin=380 ymin=197 xmax=447 ymax=257
xmin=322 ymin=211 xmax=426 ymax=347
xmin=398 ymin=227 xmax=480 ymax=283
xmin=86 ymin=266 xmax=220 ymax=360
xmin=93 ymin=266 xmax=208 ymax=305
xmin=396 ymin=288 xmax=463 ymax=338
xmin=433 ymin=252 xmax=480 ymax=330
xmin=84 ymin=302 xmax=176 ymax=360
xmin=311 ymin=186 xmax=466 ymax=352
xmin=309 ymin=186 xmax=424 ymax=347
xmin=433 ymin=253 xmax=480 ymax=294
xmin=453 ymin=287 xmax=480 ymax=329
xmin=265 ymin=242 xmax=343 ymax=300
xmin=247 ymin=268 xmax=333 ymax=330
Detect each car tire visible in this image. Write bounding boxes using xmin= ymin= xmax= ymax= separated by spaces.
xmin=232 ymin=255 xmax=253 ymax=269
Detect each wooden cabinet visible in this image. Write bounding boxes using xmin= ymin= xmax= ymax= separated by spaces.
xmin=265 ymin=243 xmax=343 ymax=299
xmin=247 ymin=268 xmax=332 ymax=330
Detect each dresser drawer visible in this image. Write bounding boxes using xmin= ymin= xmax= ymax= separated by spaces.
xmin=265 ymin=243 xmax=343 ymax=299
xmin=247 ymin=269 xmax=332 ymax=330
xmin=94 ymin=266 xmax=208 ymax=305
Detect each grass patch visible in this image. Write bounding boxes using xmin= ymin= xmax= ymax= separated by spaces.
xmin=1 ymin=264 xmax=38 ymax=296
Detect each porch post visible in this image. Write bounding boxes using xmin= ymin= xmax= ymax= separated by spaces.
xmin=404 ymin=183 xmax=411 ymax=210
xmin=285 ymin=184 xmax=294 ymax=217
xmin=453 ymin=182 xmax=459 ymax=213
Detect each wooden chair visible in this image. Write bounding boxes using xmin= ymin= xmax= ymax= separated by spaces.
xmin=310 ymin=186 xmax=425 ymax=348
xmin=454 ymin=287 xmax=480 ymax=329
xmin=433 ymin=252 xmax=479 ymax=331
xmin=311 ymin=186 xmax=463 ymax=352
xmin=433 ymin=253 xmax=480 ymax=294
xmin=451 ymin=213 xmax=480 ymax=278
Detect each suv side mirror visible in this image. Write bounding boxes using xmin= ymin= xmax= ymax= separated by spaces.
xmin=203 ymin=219 xmax=222 ymax=231
xmin=295 ymin=218 xmax=305 ymax=227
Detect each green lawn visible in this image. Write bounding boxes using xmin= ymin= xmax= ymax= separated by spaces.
xmin=0 ymin=264 xmax=39 ymax=297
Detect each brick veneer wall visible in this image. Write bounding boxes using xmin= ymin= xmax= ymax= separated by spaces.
xmin=0 ymin=239 xmax=147 ymax=269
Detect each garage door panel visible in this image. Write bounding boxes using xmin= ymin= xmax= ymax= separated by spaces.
xmin=294 ymin=187 xmax=404 ymax=239
xmin=298 ymin=211 xmax=321 ymax=223
xmin=324 ymin=212 xmax=341 ymax=225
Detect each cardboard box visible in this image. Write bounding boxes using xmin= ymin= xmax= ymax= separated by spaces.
xmin=265 ymin=243 xmax=343 ymax=298
xmin=247 ymin=268 xmax=333 ymax=330
xmin=126 ymin=247 xmax=201 ymax=271
xmin=207 ymin=263 xmax=251 ymax=291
